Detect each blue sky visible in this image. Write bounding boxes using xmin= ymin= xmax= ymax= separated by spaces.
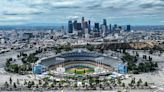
xmin=0 ymin=0 xmax=164 ymax=25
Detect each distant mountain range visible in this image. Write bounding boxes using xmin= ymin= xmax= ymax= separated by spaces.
xmin=0 ymin=23 xmax=67 ymax=30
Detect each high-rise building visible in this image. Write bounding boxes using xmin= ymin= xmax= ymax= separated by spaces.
xmin=68 ymin=20 xmax=73 ymax=33
xmin=82 ymin=17 xmax=84 ymax=22
xmin=109 ymin=24 xmax=112 ymax=33
xmin=73 ymin=20 xmax=77 ymax=30
xmin=126 ymin=25 xmax=131 ymax=32
xmin=81 ymin=17 xmax=85 ymax=29
xmin=103 ymin=19 xmax=107 ymax=26
xmin=84 ymin=28 xmax=89 ymax=38
xmin=84 ymin=21 xmax=88 ymax=29
xmin=94 ymin=23 xmax=99 ymax=32
xmin=76 ymin=23 xmax=82 ymax=30
xmin=113 ymin=24 xmax=118 ymax=32
xmin=88 ymin=20 xmax=91 ymax=33
xmin=102 ymin=25 xmax=106 ymax=37
xmin=103 ymin=19 xmax=108 ymax=35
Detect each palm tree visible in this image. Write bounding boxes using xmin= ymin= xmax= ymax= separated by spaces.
xmin=9 ymin=77 xmax=12 ymax=85
xmin=13 ymin=82 xmax=17 ymax=89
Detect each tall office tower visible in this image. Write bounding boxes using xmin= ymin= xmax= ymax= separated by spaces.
xmin=114 ymin=24 xmax=117 ymax=28
xmin=76 ymin=23 xmax=82 ymax=30
xmin=113 ymin=24 xmax=117 ymax=32
xmin=61 ymin=26 xmax=66 ymax=35
xmin=102 ymin=25 xmax=106 ymax=37
xmin=82 ymin=17 xmax=84 ymax=22
xmin=84 ymin=28 xmax=89 ymax=38
xmin=88 ymin=20 xmax=91 ymax=33
xmin=109 ymin=24 xmax=112 ymax=33
xmin=126 ymin=25 xmax=131 ymax=32
xmin=73 ymin=20 xmax=77 ymax=30
xmin=103 ymin=19 xmax=108 ymax=35
xmin=84 ymin=21 xmax=88 ymax=29
xmin=81 ymin=17 xmax=85 ymax=30
xmin=103 ymin=19 xmax=107 ymax=26
xmin=68 ymin=20 xmax=73 ymax=33
xmin=94 ymin=23 xmax=100 ymax=32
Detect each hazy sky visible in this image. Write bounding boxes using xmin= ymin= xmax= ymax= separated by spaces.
xmin=0 ymin=0 xmax=164 ymax=25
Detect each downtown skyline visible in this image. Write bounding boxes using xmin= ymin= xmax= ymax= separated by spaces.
xmin=0 ymin=0 xmax=164 ymax=25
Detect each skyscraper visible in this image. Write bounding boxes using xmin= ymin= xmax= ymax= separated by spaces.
xmin=84 ymin=21 xmax=88 ymax=29
xmin=82 ymin=17 xmax=84 ymax=22
xmin=76 ymin=23 xmax=82 ymax=30
xmin=109 ymin=24 xmax=112 ymax=33
xmin=81 ymin=17 xmax=85 ymax=29
xmin=88 ymin=20 xmax=91 ymax=33
xmin=103 ymin=19 xmax=107 ymax=26
xmin=102 ymin=25 xmax=106 ymax=37
xmin=113 ymin=24 xmax=118 ymax=32
xmin=68 ymin=20 xmax=73 ymax=33
xmin=103 ymin=19 xmax=108 ymax=35
xmin=126 ymin=25 xmax=131 ymax=32
xmin=73 ymin=20 xmax=77 ymax=30
xmin=94 ymin=23 xmax=100 ymax=32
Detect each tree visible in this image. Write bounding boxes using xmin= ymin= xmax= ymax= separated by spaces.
xmin=100 ymin=48 xmax=104 ymax=53
xmin=155 ymin=62 xmax=158 ymax=67
xmin=84 ymin=70 xmax=86 ymax=74
xmin=13 ymin=82 xmax=17 ymax=88
xmin=138 ymin=79 xmax=142 ymax=84
xmin=27 ymin=81 xmax=32 ymax=88
xmin=4 ymin=81 xmax=9 ymax=88
xmin=6 ymin=59 xmax=11 ymax=67
xmin=27 ymin=54 xmax=38 ymax=63
xmin=122 ymin=83 xmax=125 ymax=88
xmin=39 ymin=80 xmax=42 ymax=85
xmin=136 ymin=52 xmax=139 ymax=57
xmin=36 ymin=84 xmax=39 ymax=88
xmin=149 ymin=49 xmax=153 ymax=54
xmin=8 ymin=58 xmax=13 ymax=62
xmin=128 ymin=83 xmax=133 ymax=88
xmin=131 ymin=78 xmax=136 ymax=85
xmin=137 ymin=81 xmax=140 ymax=87
xmin=86 ymin=44 xmax=94 ymax=51
xmin=50 ymin=83 xmax=54 ymax=88
xmin=17 ymin=79 xmax=19 ymax=85
xmin=148 ymin=56 xmax=152 ymax=61
xmin=123 ymin=48 xmax=126 ymax=53
xmin=74 ymin=70 xmax=76 ymax=74
xmin=143 ymin=55 xmax=147 ymax=60
xmin=10 ymin=64 xmax=19 ymax=73
xmin=138 ymin=63 xmax=144 ymax=72
xmin=144 ymin=82 xmax=148 ymax=87
xmin=9 ymin=77 xmax=12 ymax=84
xmin=31 ymin=81 xmax=35 ymax=86
xmin=24 ymin=80 xmax=27 ymax=85
xmin=99 ymin=84 xmax=103 ymax=89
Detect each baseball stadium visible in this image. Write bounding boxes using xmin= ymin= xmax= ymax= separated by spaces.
xmin=33 ymin=49 xmax=127 ymax=76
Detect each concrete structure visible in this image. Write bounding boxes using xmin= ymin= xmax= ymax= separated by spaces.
xmin=34 ymin=49 xmax=123 ymax=74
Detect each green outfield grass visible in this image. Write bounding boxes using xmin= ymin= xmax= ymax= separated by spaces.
xmin=65 ymin=66 xmax=94 ymax=74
